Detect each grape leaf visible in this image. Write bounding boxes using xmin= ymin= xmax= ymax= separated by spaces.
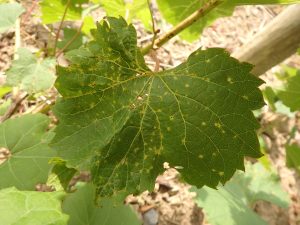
xmin=0 ymin=86 xmax=11 ymax=98
xmin=192 ymin=162 xmax=290 ymax=225
xmin=286 ymin=144 xmax=300 ymax=174
xmin=6 ymin=48 xmax=56 ymax=93
xmin=0 ymin=2 xmax=24 ymax=33
xmin=0 ymin=187 xmax=68 ymax=225
xmin=277 ymin=71 xmax=300 ymax=112
xmin=96 ymin=0 xmax=152 ymax=30
xmin=51 ymin=160 xmax=77 ymax=191
xmin=52 ymin=17 xmax=264 ymax=200
xmin=40 ymin=0 xmax=88 ymax=24
xmin=82 ymin=15 xmax=97 ymax=36
xmin=0 ymin=114 xmax=55 ymax=190
xmin=156 ymin=0 xmax=300 ymax=42
xmin=62 ymin=183 xmax=141 ymax=225
xmin=57 ymin=28 xmax=84 ymax=52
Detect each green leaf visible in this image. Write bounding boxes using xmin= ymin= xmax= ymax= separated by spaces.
xmin=192 ymin=162 xmax=290 ymax=225
xmin=52 ymin=17 xmax=264 ymax=200
xmin=62 ymin=183 xmax=141 ymax=225
xmin=0 ymin=86 xmax=12 ymax=98
xmin=6 ymin=48 xmax=56 ymax=93
xmin=277 ymin=71 xmax=300 ymax=112
xmin=0 ymin=187 xmax=68 ymax=225
xmin=51 ymin=160 xmax=77 ymax=190
xmin=40 ymin=0 xmax=88 ymax=24
xmin=98 ymin=0 xmax=152 ymax=30
xmin=286 ymin=144 xmax=300 ymax=174
xmin=262 ymin=86 xmax=277 ymax=111
xmin=0 ymin=114 xmax=55 ymax=190
xmin=0 ymin=2 xmax=24 ymax=33
xmin=156 ymin=0 xmax=300 ymax=42
xmin=57 ymin=28 xmax=84 ymax=52
xmin=81 ymin=15 xmax=97 ymax=36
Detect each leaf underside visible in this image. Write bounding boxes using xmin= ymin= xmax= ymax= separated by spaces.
xmin=52 ymin=17 xmax=264 ymax=200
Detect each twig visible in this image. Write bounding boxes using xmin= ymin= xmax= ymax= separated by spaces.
xmin=53 ymin=0 xmax=71 ymax=56
xmin=141 ymin=0 xmax=223 ymax=55
xmin=56 ymin=22 xmax=84 ymax=58
xmin=0 ymin=93 xmax=29 ymax=123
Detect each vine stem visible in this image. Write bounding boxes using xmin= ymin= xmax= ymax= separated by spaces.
xmin=53 ymin=0 xmax=71 ymax=56
xmin=141 ymin=0 xmax=223 ymax=55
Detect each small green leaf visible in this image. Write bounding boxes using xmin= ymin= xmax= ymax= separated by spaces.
xmin=0 ymin=2 xmax=24 ymax=33
xmin=82 ymin=15 xmax=97 ymax=36
xmin=277 ymin=71 xmax=300 ymax=111
xmin=6 ymin=48 xmax=56 ymax=93
xmin=52 ymin=17 xmax=264 ymax=200
xmin=262 ymin=86 xmax=277 ymax=111
xmin=57 ymin=28 xmax=84 ymax=52
xmin=62 ymin=183 xmax=141 ymax=225
xmin=0 ymin=187 xmax=68 ymax=225
xmin=98 ymin=0 xmax=152 ymax=30
xmin=156 ymin=0 xmax=300 ymax=42
xmin=40 ymin=0 xmax=88 ymax=24
xmin=192 ymin=162 xmax=290 ymax=225
xmin=0 ymin=114 xmax=55 ymax=190
xmin=51 ymin=160 xmax=77 ymax=191
xmin=286 ymin=144 xmax=300 ymax=174
xmin=0 ymin=86 xmax=12 ymax=98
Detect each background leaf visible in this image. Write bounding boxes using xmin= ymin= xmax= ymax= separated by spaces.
xmin=156 ymin=0 xmax=300 ymax=42
xmin=6 ymin=48 xmax=56 ymax=93
xmin=0 ymin=114 xmax=55 ymax=190
xmin=57 ymin=28 xmax=84 ymax=52
xmin=0 ymin=187 xmax=68 ymax=225
xmin=277 ymin=71 xmax=300 ymax=112
xmin=286 ymin=144 xmax=300 ymax=174
xmin=96 ymin=0 xmax=152 ymax=30
xmin=62 ymin=183 xmax=141 ymax=225
xmin=40 ymin=0 xmax=88 ymax=24
xmin=52 ymin=17 xmax=264 ymax=200
xmin=192 ymin=162 xmax=290 ymax=225
xmin=0 ymin=2 xmax=24 ymax=33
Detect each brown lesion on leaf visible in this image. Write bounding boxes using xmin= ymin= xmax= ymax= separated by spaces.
xmin=0 ymin=147 xmax=11 ymax=165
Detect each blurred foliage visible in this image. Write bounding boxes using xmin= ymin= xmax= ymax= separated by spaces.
xmin=6 ymin=48 xmax=56 ymax=93
xmin=0 ymin=2 xmax=24 ymax=33
xmin=193 ymin=162 xmax=290 ymax=225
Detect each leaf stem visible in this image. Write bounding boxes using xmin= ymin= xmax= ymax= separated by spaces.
xmin=141 ymin=0 xmax=223 ymax=55
xmin=53 ymin=0 xmax=71 ymax=56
